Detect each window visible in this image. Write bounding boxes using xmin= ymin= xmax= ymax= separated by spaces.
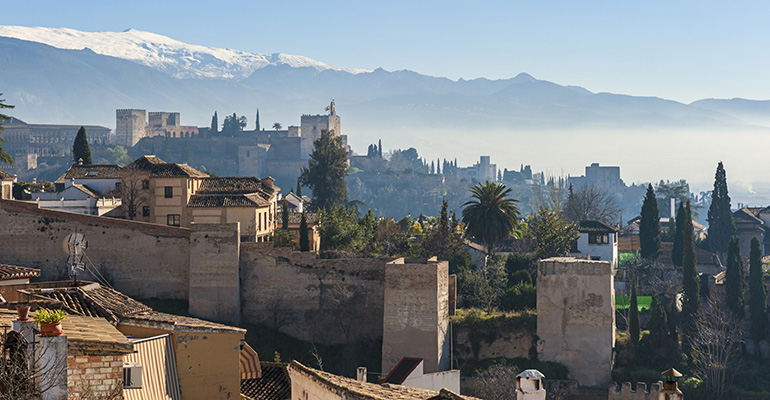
xmin=142 ymin=179 xmax=150 ymax=190
xmin=164 ymin=186 xmax=173 ymax=198
xmin=588 ymin=233 xmax=609 ymax=244
xmin=167 ymin=214 xmax=180 ymax=226
xmin=142 ymin=206 xmax=150 ymax=217
xmin=115 ymin=182 xmax=121 ymax=191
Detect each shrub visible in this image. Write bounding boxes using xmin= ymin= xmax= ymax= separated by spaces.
xmin=509 ymin=270 xmax=532 ymax=286
xmin=500 ymin=283 xmax=536 ymax=311
xmin=505 ymin=253 xmax=532 ymax=276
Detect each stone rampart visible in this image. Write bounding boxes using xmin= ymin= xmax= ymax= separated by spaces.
xmin=609 ymin=382 xmax=662 ymax=400
xmin=0 ymin=200 xmax=190 ymax=300
xmin=239 ymin=242 xmax=388 ymax=344
xmin=189 ymin=222 xmax=241 ymax=325
xmin=537 ymin=257 xmax=615 ymax=388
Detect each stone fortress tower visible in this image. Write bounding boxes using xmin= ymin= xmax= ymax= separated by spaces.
xmin=116 ymin=109 xmax=146 ymax=147
xmin=300 ymin=101 xmax=344 ymax=159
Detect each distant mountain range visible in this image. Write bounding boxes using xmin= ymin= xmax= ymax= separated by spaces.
xmin=0 ymin=26 xmax=768 ymax=182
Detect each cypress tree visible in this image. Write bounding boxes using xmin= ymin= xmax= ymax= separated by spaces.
xmin=282 ymin=198 xmax=289 ymax=230
xmin=672 ymin=201 xmax=686 ymax=267
xmin=430 ymin=161 xmax=435 ymax=174
xmin=299 ymin=211 xmax=310 ymax=251
xmin=378 ymin=139 xmax=382 ymax=158
xmin=299 ymin=130 xmax=348 ymax=210
xmin=749 ymin=236 xmax=767 ymax=341
xmin=629 ymin=275 xmax=640 ymax=346
xmin=707 ymin=162 xmax=736 ymax=258
xmin=72 ymin=126 xmax=92 ymax=164
xmin=296 ymin=177 xmax=302 ymax=197
xmin=648 ymin=289 xmax=668 ymax=346
xmin=639 ymin=184 xmax=661 ymax=260
xmin=681 ymin=200 xmax=700 ymax=347
xmin=255 ymin=109 xmax=260 ymax=131
xmin=725 ymin=235 xmax=745 ymax=317
xmin=211 ymin=112 xmax=218 ymax=134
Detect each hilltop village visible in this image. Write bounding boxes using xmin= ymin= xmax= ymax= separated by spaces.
xmin=0 ymin=101 xmax=769 ymax=400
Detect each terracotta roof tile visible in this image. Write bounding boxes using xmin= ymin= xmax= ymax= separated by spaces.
xmin=288 ymin=361 xmax=479 ymax=400
xmin=188 ymin=193 xmax=269 ymax=208
xmin=0 ymin=169 xmax=14 ymax=180
xmin=577 ymin=220 xmax=618 ymax=233
xmin=241 ymin=363 xmax=291 ymax=400
xmin=126 ymin=155 xmax=208 ymax=178
xmin=0 ymin=264 xmax=40 ymax=280
xmin=55 ymin=164 xmax=123 ymax=182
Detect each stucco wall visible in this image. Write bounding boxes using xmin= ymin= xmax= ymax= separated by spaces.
xmin=174 ymin=331 xmax=242 ymax=400
xmin=0 ymin=200 xmax=190 ymax=300
xmin=537 ymin=257 xmax=615 ymax=388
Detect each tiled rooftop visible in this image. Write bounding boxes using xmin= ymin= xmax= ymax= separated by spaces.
xmin=241 ymin=363 xmax=290 ymax=400
xmin=0 ymin=264 xmax=40 ymax=280
xmin=577 ymin=220 xmax=618 ymax=233
xmin=0 ymin=309 xmax=133 ymax=354
xmin=0 ymin=169 xmax=14 ymax=180
xmin=55 ymin=164 xmax=123 ymax=182
xmin=126 ymin=155 xmax=209 ymax=178
xmin=289 ymin=361 xmax=478 ymax=400
xmin=188 ymin=193 xmax=269 ymax=208
xmin=198 ymin=177 xmax=267 ymax=195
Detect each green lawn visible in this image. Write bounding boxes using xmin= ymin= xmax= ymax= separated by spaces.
xmin=615 ymin=296 xmax=663 ymax=311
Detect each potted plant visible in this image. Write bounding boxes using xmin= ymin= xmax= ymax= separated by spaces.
xmin=32 ymin=308 xmax=68 ymax=337
xmin=15 ymin=302 xmax=31 ymax=321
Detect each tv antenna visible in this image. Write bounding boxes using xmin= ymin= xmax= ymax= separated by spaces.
xmin=63 ymin=230 xmax=88 ymax=284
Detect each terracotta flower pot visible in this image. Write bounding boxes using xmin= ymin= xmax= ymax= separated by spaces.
xmin=16 ymin=305 xmax=30 ymax=321
xmin=40 ymin=322 xmax=63 ymax=337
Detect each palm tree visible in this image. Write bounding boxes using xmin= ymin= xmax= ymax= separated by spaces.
xmin=462 ymin=181 xmax=520 ymax=255
xmin=273 ymin=122 xmax=282 ymax=130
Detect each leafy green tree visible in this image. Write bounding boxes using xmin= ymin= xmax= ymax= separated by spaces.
xmin=672 ymin=201 xmax=686 ymax=267
xmin=629 ymin=275 xmax=640 ymax=346
xmin=282 ymin=198 xmax=289 ymax=229
xmin=640 ymin=184 xmax=661 ymax=260
xmin=318 ymin=205 xmax=361 ymax=251
xmin=211 ymin=111 xmax=218 ymax=134
xmin=272 ymin=229 xmax=297 ymax=250
xmin=528 ymin=206 xmax=578 ymax=260
xmin=222 ymin=113 xmax=247 ymax=136
xmin=300 ymin=130 xmax=348 ymax=211
xmin=0 ymin=94 xmax=14 ymax=165
xmin=749 ymin=236 xmax=767 ymax=341
xmin=299 ymin=211 xmax=310 ymax=251
xmin=681 ymin=200 xmax=700 ymax=349
xmin=461 ymin=181 xmax=520 ymax=255
xmin=500 ymin=282 xmax=536 ymax=311
xmin=707 ymin=162 xmax=736 ymax=258
xmin=72 ymin=126 xmax=92 ymax=164
xmin=725 ymin=236 xmax=745 ymax=318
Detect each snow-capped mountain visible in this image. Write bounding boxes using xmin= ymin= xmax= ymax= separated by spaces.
xmin=0 ymin=25 xmax=370 ymax=79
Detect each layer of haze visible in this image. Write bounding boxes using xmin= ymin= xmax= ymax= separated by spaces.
xmin=5 ymin=0 xmax=770 ymax=103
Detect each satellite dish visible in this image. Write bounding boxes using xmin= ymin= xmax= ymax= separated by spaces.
xmin=63 ymin=231 xmax=88 ymax=281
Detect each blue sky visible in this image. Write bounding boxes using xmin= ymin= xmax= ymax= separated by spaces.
xmin=4 ymin=1 xmax=769 ymax=102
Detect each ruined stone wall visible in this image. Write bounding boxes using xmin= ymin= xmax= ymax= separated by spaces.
xmin=0 ymin=200 xmax=190 ymax=300
xmin=189 ymin=223 xmax=241 ymax=325
xmin=381 ymin=258 xmax=449 ymax=375
xmin=239 ymin=243 xmax=387 ymax=344
xmin=537 ymin=257 xmax=615 ymax=388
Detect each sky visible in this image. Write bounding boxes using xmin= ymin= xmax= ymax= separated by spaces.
xmin=4 ymin=0 xmax=770 ymax=103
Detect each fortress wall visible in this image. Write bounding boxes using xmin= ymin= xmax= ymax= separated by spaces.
xmin=0 ymin=200 xmax=190 ymax=299
xmin=239 ymin=243 xmax=387 ymax=344
xmin=537 ymin=257 xmax=615 ymax=388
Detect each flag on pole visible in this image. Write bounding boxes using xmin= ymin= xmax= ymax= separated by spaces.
xmin=325 ymin=106 xmax=330 ymax=111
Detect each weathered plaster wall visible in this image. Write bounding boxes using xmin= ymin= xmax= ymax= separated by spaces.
xmin=537 ymin=257 xmax=615 ymax=388
xmin=189 ymin=222 xmax=241 ymax=325
xmin=0 ymin=200 xmax=190 ymax=300
xmin=174 ymin=331 xmax=243 ymax=400
xmin=381 ymin=258 xmax=449 ymax=375
xmin=239 ymin=243 xmax=387 ymax=344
